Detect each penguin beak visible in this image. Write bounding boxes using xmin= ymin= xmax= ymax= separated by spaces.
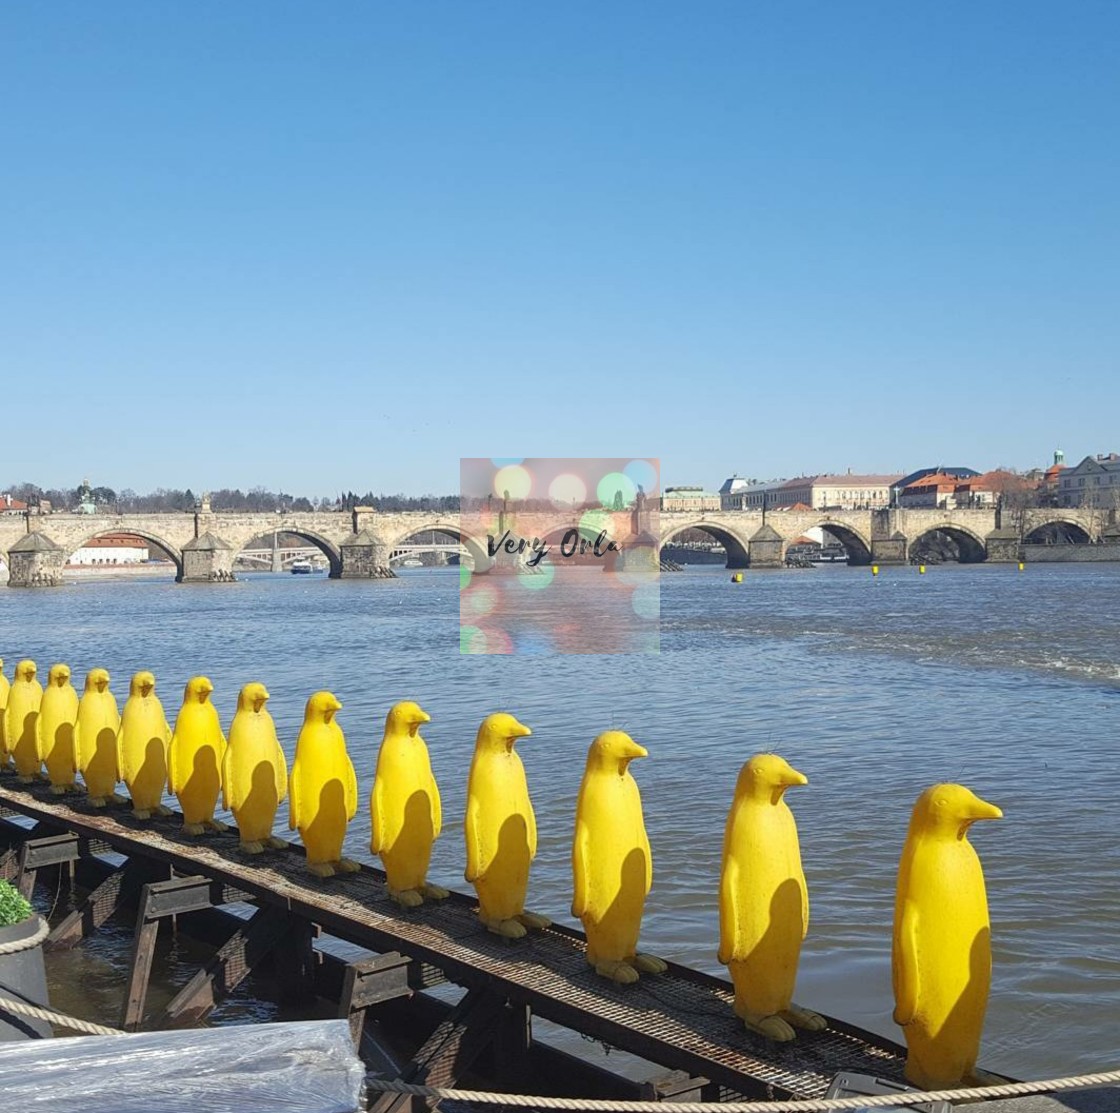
xmin=329 ymin=696 xmax=342 ymax=712
xmin=510 ymin=722 xmax=532 ymax=740
xmin=966 ymin=797 xmax=1003 ymax=822
xmin=782 ymin=767 xmax=809 ymax=787
xmin=623 ymin=740 xmax=649 ymax=760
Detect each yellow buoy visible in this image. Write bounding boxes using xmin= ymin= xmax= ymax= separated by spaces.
xmin=919 ymin=565 xmax=926 ymax=575
xmin=872 ymin=565 xmax=879 ymax=576
xmin=732 ymin=572 xmax=743 ymax=584
xmin=1018 ymin=561 xmax=1025 ymax=572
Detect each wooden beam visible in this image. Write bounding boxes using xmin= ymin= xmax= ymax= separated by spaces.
xmin=275 ymin=915 xmax=319 ymax=1006
xmin=372 ymin=987 xmax=507 ymax=1113
xmin=0 ymin=847 xmax=16 ymax=882
xmin=161 ymin=905 xmax=290 ymax=1028
xmin=338 ymin=952 xmax=413 ymax=1045
xmin=46 ymin=863 xmax=130 ymax=950
xmin=16 ymin=831 xmax=82 ymax=898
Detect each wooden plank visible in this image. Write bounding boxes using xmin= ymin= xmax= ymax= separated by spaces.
xmin=161 ymin=905 xmax=290 ymax=1028
xmin=372 ymin=988 xmax=507 ymax=1113
xmin=275 ymin=915 xmax=319 ymax=1006
xmin=121 ymin=915 xmax=160 ymax=1031
xmin=0 ymin=847 xmax=16 ymax=882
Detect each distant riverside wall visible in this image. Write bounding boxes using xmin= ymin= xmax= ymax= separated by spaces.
xmin=1022 ymin=543 xmax=1120 ymax=563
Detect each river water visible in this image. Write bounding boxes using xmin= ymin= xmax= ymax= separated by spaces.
xmin=2 ymin=563 xmax=1119 ymax=1080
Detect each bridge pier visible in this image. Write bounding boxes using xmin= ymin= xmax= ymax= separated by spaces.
xmin=870 ymin=532 xmax=908 ymax=565
xmin=180 ymin=533 xmax=236 ymax=583
xmin=747 ymin=524 xmax=784 ymax=568
xmin=6 ymin=532 xmax=66 ymax=587
xmin=985 ymin=528 xmax=1022 ymax=563
xmin=339 ymin=530 xmax=395 ymax=580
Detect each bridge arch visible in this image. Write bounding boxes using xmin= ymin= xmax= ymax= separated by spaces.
xmin=233 ymin=529 xmax=341 ymax=575
xmin=65 ymin=529 xmax=184 ymax=580
xmin=909 ymin=522 xmax=988 ymax=564
xmin=1023 ymin=519 xmax=1093 ymax=545
xmin=659 ymin=521 xmax=751 ymax=569
xmin=389 ymin=521 xmax=488 ymax=572
xmin=811 ymin=520 xmax=872 ymax=565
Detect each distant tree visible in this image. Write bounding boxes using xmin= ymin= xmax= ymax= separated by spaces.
xmin=290 ymin=496 xmax=313 ymax=512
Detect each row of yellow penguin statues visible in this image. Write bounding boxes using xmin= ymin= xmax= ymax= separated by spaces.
xmin=0 ymin=656 xmax=1000 ymax=1090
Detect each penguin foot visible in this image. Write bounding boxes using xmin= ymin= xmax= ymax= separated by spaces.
xmin=743 ymin=1013 xmax=796 ymax=1042
xmin=517 ymin=911 xmax=552 ymax=931
xmin=420 ymin=882 xmax=450 ymax=901
xmin=181 ymin=822 xmax=207 ymax=836
xmin=132 ymin=809 xmax=152 ymax=821
xmin=593 ymin=959 xmax=640 ymax=985
xmin=49 ymin=784 xmax=70 ymax=796
xmin=17 ymin=775 xmax=35 ymax=784
xmin=155 ymin=804 xmax=173 ymax=817
xmin=390 ymin=888 xmax=424 ymax=909
xmin=109 ymin=792 xmax=128 ymax=806
xmin=337 ymin=857 xmax=361 ymax=873
xmin=264 ymin=837 xmax=289 ymax=850
xmin=780 ymin=1003 xmax=827 ymax=1032
xmin=307 ymin=861 xmax=337 ymax=878
xmin=240 ymin=840 xmax=265 ymax=854
xmin=632 ymin=952 xmax=668 ymax=975
xmin=204 ymin=818 xmax=230 ymax=833
xmin=87 ymin=796 xmax=108 ymax=808
xmin=486 ymin=918 xmax=528 ymax=940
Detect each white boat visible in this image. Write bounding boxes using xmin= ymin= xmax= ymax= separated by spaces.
xmin=400 ymin=558 xmax=423 ymax=568
xmin=290 ymin=559 xmax=314 ymax=574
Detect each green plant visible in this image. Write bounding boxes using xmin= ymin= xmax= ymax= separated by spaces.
xmin=0 ymin=879 xmax=33 ymax=927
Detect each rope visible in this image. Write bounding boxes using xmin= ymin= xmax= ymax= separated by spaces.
xmin=364 ymin=1068 xmax=1120 ymax=1111
xmin=0 ymin=992 xmax=124 ymax=1036
xmin=0 ymin=915 xmax=49 ymax=955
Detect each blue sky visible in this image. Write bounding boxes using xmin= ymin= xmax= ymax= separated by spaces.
xmin=2 ymin=2 xmax=1116 ymax=497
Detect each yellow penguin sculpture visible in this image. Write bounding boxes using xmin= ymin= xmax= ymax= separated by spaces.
xmin=369 ymin=701 xmax=449 ymax=908
xmin=464 ymin=712 xmax=551 ymax=938
xmin=222 ymin=682 xmax=288 ymax=854
xmin=0 ymin=659 xmax=9 ymax=767
xmin=5 ymin=660 xmax=44 ymax=783
xmin=289 ymin=691 xmax=360 ymax=878
xmin=572 ymin=731 xmax=666 ymax=984
xmin=718 ymin=753 xmax=826 ymax=1041
xmin=117 ymin=671 xmax=172 ymax=819
xmin=169 ymin=676 xmax=228 ymax=836
xmin=0 ymin=659 xmax=10 ymax=769
xmin=76 ymin=669 xmax=123 ymax=806
xmin=893 ymin=783 xmax=1003 ymax=1088
xmin=38 ymin=664 xmax=81 ymax=794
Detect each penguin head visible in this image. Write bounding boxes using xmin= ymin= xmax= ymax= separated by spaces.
xmin=477 ymin=712 xmax=532 ymax=752
xmin=130 ymin=671 xmax=157 ymax=698
xmin=305 ymin=690 xmax=342 ymax=724
xmin=16 ymin=660 xmax=36 ymax=682
xmin=912 ymin=783 xmax=1003 ymax=838
xmin=185 ymin=676 xmax=214 ymax=704
xmin=48 ymin=663 xmax=71 ymax=687
xmin=737 ymin=753 xmax=808 ymax=803
xmin=239 ymin=682 xmax=270 ymax=713
xmin=86 ymin=668 xmax=111 ymax=694
xmin=588 ymin=730 xmax=648 ymax=775
xmin=386 ymin=700 xmax=431 ymax=738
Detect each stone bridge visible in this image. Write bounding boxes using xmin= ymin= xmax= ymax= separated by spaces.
xmin=657 ymin=506 xmax=1112 ymax=568
xmin=1 ymin=504 xmax=1113 ymax=586
xmin=0 ymin=506 xmax=484 ymax=587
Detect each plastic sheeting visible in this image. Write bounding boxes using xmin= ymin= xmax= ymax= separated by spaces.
xmin=0 ymin=1019 xmax=366 ymax=1112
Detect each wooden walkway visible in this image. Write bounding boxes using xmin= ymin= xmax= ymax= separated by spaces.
xmin=0 ymin=776 xmax=909 ymax=1102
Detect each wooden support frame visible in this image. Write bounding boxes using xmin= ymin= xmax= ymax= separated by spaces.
xmin=45 ymin=861 xmax=160 ymax=951
xmin=0 ymin=847 xmax=16 ymax=882
xmin=274 ymin=915 xmax=319 ymax=1006
xmin=371 ymin=987 xmax=508 ymax=1113
xmin=338 ymin=951 xmax=413 ymax=1045
xmin=16 ymin=831 xmax=81 ymax=898
xmin=161 ymin=905 xmax=292 ymax=1028
xmin=121 ymin=875 xmax=224 ymax=1031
